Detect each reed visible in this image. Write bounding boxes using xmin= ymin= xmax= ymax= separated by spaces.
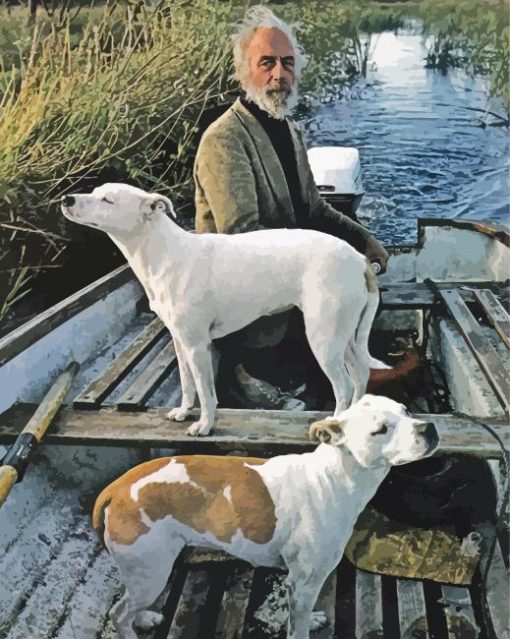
xmin=0 ymin=0 xmax=239 ymax=328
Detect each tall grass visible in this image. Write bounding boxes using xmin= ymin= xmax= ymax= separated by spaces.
xmin=0 ymin=0 xmax=239 ymax=328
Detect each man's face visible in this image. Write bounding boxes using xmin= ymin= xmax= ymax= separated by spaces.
xmin=242 ymin=27 xmax=297 ymax=119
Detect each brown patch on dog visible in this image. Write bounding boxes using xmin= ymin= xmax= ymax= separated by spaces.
xmin=93 ymin=456 xmax=276 ymax=547
xmin=140 ymin=456 xmax=276 ymax=544
xmin=364 ymin=260 xmax=379 ymax=293
xmin=309 ymin=419 xmax=346 ymax=443
xmin=92 ymin=457 xmax=171 ymax=546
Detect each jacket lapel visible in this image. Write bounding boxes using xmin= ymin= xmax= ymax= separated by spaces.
xmin=232 ymin=99 xmax=294 ymax=224
xmin=288 ymin=122 xmax=310 ymax=206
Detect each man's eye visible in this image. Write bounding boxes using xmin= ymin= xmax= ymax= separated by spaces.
xmin=262 ymin=60 xmax=274 ymax=68
xmin=102 ymin=197 xmax=114 ymax=204
xmin=372 ymin=424 xmax=388 ymax=436
xmin=283 ymin=59 xmax=295 ymax=69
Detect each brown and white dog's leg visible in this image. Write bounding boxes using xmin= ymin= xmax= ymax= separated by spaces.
xmin=285 ymin=571 xmax=331 ymax=639
xmin=283 ymin=544 xmax=338 ymax=639
xmin=109 ymin=537 xmax=184 ymax=638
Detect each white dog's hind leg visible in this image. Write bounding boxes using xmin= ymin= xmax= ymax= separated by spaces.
xmin=167 ymin=338 xmax=196 ymax=422
xmin=304 ymin=326 xmax=353 ymax=417
xmin=345 ymin=342 xmax=369 ymax=404
xmin=183 ymin=342 xmax=217 ymax=436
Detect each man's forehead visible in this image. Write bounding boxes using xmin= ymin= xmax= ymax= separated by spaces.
xmin=246 ymin=27 xmax=294 ymax=57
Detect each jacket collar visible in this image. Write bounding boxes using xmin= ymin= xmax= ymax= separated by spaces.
xmin=231 ymin=98 xmax=298 ymax=224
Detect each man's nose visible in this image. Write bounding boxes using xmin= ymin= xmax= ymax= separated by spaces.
xmin=61 ymin=195 xmax=75 ymax=207
xmin=272 ymin=59 xmax=286 ymax=80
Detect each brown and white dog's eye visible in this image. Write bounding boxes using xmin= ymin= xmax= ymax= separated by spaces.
xmin=372 ymin=423 xmax=388 ymax=436
xmin=102 ymin=196 xmax=114 ymax=204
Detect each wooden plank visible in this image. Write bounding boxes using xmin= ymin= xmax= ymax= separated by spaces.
xmin=0 ymin=406 xmax=508 ymax=458
xmin=440 ymin=585 xmax=480 ymax=638
xmin=380 ymin=281 xmax=506 ymax=310
xmin=167 ymin=567 xmax=211 ymax=639
xmin=116 ymin=341 xmax=177 ymax=411
xmin=473 ymin=289 xmax=510 ymax=349
xmin=215 ymin=565 xmax=254 ymax=639
xmin=397 ymin=579 xmax=430 ymax=638
xmin=0 ymin=265 xmax=132 ymax=367
xmin=439 ymin=289 xmax=510 ymax=413
xmin=355 ymin=570 xmax=383 ymax=638
xmin=73 ymin=318 xmax=166 ymax=409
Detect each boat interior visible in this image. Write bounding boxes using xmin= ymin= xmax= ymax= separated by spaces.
xmin=0 ymin=218 xmax=508 ymax=639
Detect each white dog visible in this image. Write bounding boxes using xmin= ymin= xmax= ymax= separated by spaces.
xmin=91 ymin=395 xmax=439 ymax=639
xmin=61 ymin=183 xmax=388 ymax=436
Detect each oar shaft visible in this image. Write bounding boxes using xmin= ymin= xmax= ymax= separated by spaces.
xmin=22 ymin=361 xmax=79 ymax=442
xmin=0 ymin=466 xmax=18 ymax=506
xmin=0 ymin=361 xmax=79 ymax=507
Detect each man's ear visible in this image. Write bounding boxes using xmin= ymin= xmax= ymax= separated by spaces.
xmin=309 ymin=419 xmax=346 ymax=446
xmin=145 ymin=194 xmax=176 ymax=219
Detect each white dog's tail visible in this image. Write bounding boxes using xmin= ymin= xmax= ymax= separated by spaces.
xmin=351 ymin=262 xmax=391 ymax=372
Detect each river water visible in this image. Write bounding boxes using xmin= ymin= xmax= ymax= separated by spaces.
xmin=301 ymin=30 xmax=510 ymax=245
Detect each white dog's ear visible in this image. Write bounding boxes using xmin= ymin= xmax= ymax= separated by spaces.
xmin=146 ymin=194 xmax=176 ymax=219
xmin=309 ymin=419 xmax=346 ymax=446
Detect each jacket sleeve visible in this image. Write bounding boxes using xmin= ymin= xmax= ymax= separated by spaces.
xmin=194 ymin=128 xmax=265 ymax=234
xmin=294 ymin=127 xmax=373 ymax=253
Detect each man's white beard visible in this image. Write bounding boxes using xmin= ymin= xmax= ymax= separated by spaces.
xmin=243 ymin=79 xmax=298 ymax=120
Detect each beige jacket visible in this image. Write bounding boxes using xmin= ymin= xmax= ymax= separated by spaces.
xmin=194 ymin=98 xmax=371 ymax=251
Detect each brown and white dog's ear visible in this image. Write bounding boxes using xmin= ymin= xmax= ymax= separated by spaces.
xmin=309 ymin=419 xmax=346 ymax=445
xmin=144 ymin=194 xmax=176 ymax=220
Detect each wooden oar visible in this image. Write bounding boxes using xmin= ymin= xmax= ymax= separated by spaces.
xmin=0 ymin=361 xmax=79 ymax=507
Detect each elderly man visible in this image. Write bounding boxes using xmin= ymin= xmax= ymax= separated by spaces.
xmin=193 ymin=6 xmax=389 ymax=410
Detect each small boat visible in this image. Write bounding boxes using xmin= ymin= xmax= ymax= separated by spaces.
xmin=0 ymin=148 xmax=508 ymax=639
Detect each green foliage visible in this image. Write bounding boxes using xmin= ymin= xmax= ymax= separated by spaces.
xmin=412 ymin=0 xmax=510 ymax=113
xmin=276 ymin=1 xmax=405 ymax=98
xmin=0 ymin=0 xmax=240 ymax=325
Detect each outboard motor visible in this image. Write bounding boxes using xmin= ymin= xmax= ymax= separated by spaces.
xmin=307 ymin=146 xmax=364 ymax=222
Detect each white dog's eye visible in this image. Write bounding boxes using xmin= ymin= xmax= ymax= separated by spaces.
xmin=372 ymin=423 xmax=388 ymax=436
xmin=101 ymin=196 xmax=114 ymax=204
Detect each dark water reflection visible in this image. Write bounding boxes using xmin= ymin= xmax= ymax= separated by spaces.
xmin=300 ymin=32 xmax=509 ymax=244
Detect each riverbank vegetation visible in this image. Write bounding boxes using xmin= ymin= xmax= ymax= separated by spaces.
xmin=0 ymin=0 xmax=508 ymax=333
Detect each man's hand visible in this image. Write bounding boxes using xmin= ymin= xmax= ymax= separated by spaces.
xmin=364 ymin=235 xmax=389 ymax=274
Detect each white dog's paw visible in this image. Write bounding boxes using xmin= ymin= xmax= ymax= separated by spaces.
xmin=166 ymin=407 xmax=191 ymax=422
xmin=134 ymin=610 xmax=164 ymax=630
xmin=186 ymin=421 xmax=212 ymax=437
xmin=310 ymin=610 xmax=329 ymax=632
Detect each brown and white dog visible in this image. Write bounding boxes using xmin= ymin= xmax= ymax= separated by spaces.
xmin=92 ymin=395 xmax=438 ymax=639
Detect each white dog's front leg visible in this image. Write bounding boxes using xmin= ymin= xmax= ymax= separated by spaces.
xmin=285 ymin=573 xmax=328 ymax=639
xmin=183 ymin=342 xmax=217 ymax=436
xmin=167 ymin=338 xmax=196 ymax=422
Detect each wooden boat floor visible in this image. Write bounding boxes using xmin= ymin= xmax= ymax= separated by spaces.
xmin=1 ymin=282 xmax=509 ymax=637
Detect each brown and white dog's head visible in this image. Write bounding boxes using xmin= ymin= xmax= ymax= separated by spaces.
xmin=310 ymin=394 xmax=439 ymax=469
xmin=61 ymin=183 xmax=175 ymax=236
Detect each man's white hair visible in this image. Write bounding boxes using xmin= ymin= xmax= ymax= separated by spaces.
xmin=231 ymin=5 xmax=308 ymax=85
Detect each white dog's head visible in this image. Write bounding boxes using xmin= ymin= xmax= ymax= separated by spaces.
xmin=309 ymin=394 xmax=439 ymax=469
xmin=61 ymin=183 xmax=175 ymax=236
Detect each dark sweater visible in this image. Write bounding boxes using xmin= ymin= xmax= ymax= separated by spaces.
xmin=241 ymin=97 xmax=308 ymax=228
